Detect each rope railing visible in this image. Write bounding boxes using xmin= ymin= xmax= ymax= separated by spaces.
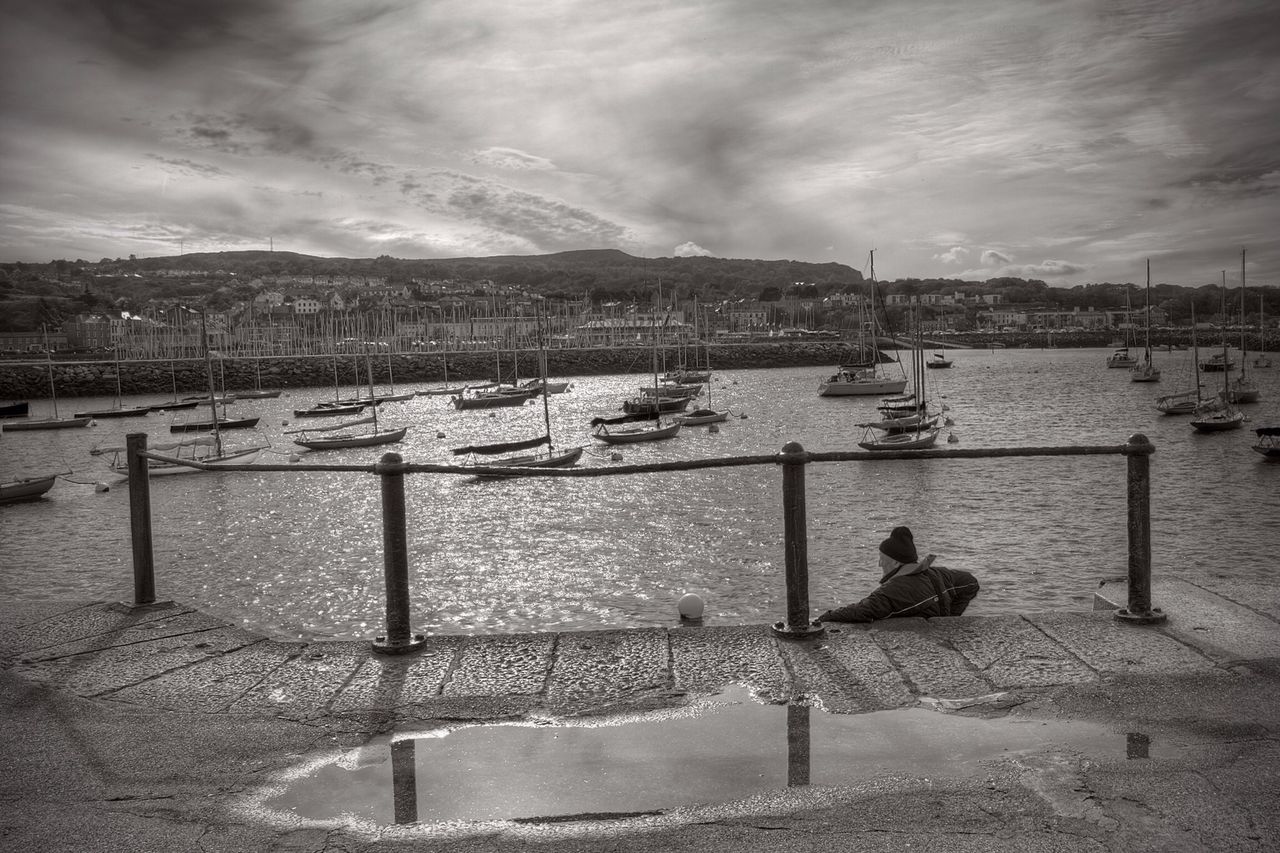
xmin=123 ymin=432 xmax=1163 ymax=654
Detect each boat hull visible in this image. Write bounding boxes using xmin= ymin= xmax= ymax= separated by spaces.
xmin=858 ymin=427 xmax=942 ymax=451
xmin=818 ymin=377 xmax=907 ymax=396
xmin=2 ymin=416 xmax=92 ymax=430
xmin=592 ymin=422 xmax=682 ymax=444
xmin=293 ymin=426 xmax=408 ymax=450
xmin=170 ymin=416 xmax=261 ymax=433
xmin=0 ymin=475 xmax=56 ymax=503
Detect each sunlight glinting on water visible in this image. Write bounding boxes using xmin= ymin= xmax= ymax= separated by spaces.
xmin=2 ymin=349 xmax=1277 ymax=639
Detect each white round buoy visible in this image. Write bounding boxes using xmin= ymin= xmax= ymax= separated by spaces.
xmin=95 ymin=482 xmax=110 ymax=493
xmin=436 ymin=431 xmax=445 ymax=439
xmin=289 ymin=453 xmax=301 ymax=463
xmin=282 ymin=420 xmax=289 ymax=426
xmin=678 ymin=593 xmax=705 ymax=621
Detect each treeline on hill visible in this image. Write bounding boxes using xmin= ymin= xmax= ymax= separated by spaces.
xmin=0 ymin=249 xmax=1275 ymax=333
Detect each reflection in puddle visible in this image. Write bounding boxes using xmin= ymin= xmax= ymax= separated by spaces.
xmin=254 ymin=688 xmax=1155 ymax=826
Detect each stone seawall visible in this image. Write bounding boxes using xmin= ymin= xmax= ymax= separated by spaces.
xmin=0 ymin=342 xmax=865 ymax=400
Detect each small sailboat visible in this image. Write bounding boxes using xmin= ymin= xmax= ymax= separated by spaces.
xmin=454 ymin=312 xmax=584 ymax=475
xmin=859 ymin=299 xmax=941 ymax=450
xmin=290 ymin=345 xmax=407 ymax=451
xmin=2 ymin=329 xmax=91 ymax=430
xmin=1157 ymin=303 xmax=1202 ymax=415
xmin=1227 ymin=248 xmax=1259 ymax=404
xmin=73 ymin=345 xmax=153 ymax=418
xmin=819 ymin=251 xmax=908 ymax=396
xmin=1129 ymin=260 xmax=1160 ymax=383
xmin=1191 ymin=278 xmax=1244 ymax=433
xmin=91 ymin=312 xmax=266 ymax=476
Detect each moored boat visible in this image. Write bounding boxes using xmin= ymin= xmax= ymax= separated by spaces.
xmin=0 ymin=474 xmax=57 ymax=504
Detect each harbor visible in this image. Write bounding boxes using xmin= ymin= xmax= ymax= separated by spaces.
xmin=2 ymin=348 xmax=1278 ymax=641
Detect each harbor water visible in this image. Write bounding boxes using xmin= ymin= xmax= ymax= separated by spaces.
xmin=2 ymin=347 xmax=1277 ymax=641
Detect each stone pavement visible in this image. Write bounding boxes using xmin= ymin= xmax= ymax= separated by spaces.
xmin=2 ymin=575 xmax=1279 ymax=852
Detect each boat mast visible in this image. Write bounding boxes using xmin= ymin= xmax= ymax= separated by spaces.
xmin=200 ymin=310 xmax=223 ymax=456
xmin=1239 ymin=248 xmax=1248 ymax=377
xmin=365 ymin=344 xmax=379 ymax=433
xmin=1191 ymin=303 xmax=1201 ymax=404
xmin=41 ymin=325 xmax=59 ymax=419
xmin=1220 ymin=271 xmax=1230 ymax=400
xmin=1144 ymin=259 xmax=1152 ymax=361
xmin=537 ymin=304 xmax=553 ymax=449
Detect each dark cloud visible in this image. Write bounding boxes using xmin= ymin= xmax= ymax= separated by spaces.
xmin=143 ymin=154 xmax=231 ymax=179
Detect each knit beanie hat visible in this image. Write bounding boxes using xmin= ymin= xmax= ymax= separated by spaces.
xmin=879 ymin=526 xmax=917 ymax=564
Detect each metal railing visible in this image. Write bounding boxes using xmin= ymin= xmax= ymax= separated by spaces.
xmin=122 ymin=432 xmax=1164 ymax=654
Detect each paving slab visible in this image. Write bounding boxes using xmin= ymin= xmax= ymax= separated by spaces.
xmin=106 ymin=637 xmax=296 ymax=713
xmin=544 ymin=628 xmax=672 ymax=714
xmin=1027 ymin=611 xmax=1222 ymax=676
xmin=442 ymin=632 xmax=554 ymax=697
xmin=1097 ymin=578 xmax=1280 ymax=662
xmin=866 ymin=618 xmax=998 ymax=699
xmin=776 ymin=628 xmax=909 ymax=712
xmin=669 ymin=624 xmax=787 ymax=700
xmin=328 ymin=636 xmax=461 ymax=714
xmin=936 ymin=614 xmax=1097 ymax=687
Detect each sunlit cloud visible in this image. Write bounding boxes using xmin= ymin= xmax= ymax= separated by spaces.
xmin=674 ymin=241 xmax=713 ymax=258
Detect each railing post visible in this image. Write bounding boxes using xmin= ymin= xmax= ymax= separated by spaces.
xmin=1117 ymin=433 xmax=1165 ymax=624
xmin=125 ymin=432 xmax=156 ymax=606
xmin=772 ymin=442 xmax=823 ymax=639
xmin=372 ymin=452 xmax=426 ymax=654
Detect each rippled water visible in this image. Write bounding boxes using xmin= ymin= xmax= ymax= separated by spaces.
xmin=2 ymin=346 xmax=1277 ymax=640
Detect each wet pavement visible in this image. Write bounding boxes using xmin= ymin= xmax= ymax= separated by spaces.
xmin=3 ymin=576 xmax=1279 ymax=852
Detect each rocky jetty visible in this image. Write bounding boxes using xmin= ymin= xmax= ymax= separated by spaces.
xmin=0 ymin=342 xmax=864 ymax=400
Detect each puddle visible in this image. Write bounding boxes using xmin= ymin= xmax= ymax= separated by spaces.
xmin=252 ymin=687 xmax=1167 ymax=827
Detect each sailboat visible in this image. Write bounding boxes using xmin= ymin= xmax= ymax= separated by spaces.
xmin=73 ymin=345 xmax=153 ymax=418
xmin=1156 ymin=303 xmax=1202 ymax=415
xmin=675 ymin=338 xmax=728 ymax=426
xmin=594 ymin=281 xmax=684 ymax=444
xmin=1254 ymin=296 xmax=1272 ymax=369
xmin=91 ymin=311 xmax=266 ymax=477
xmin=1106 ymin=286 xmax=1139 ymax=368
xmin=1129 ymin=260 xmax=1160 ymax=383
xmin=2 ymin=328 xmax=91 ymax=430
xmin=418 ymin=349 xmax=468 ymax=396
xmin=169 ymin=346 xmax=260 ymax=433
xmin=859 ymin=299 xmax=942 ymax=450
xmin=452 ymin=310 xmax=584 ymax=474
xmin=1190 ymin=278 xmax=1245 ymax=433
xmin=1227 ymin=248 xmax=1259 ymax=404
xmin=289 ymin=345 xmax=408 ymax=450
xmin=235 ymin=358 xmax=282 ymax=399
xmin=818 ymin=250 xmax=908 ymax=396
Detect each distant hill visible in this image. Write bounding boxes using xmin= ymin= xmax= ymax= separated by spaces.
xmin=85 ymin=249 xmax=866 ymax=300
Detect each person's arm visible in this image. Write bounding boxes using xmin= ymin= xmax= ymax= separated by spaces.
xmin=944 ymin=568 xmax=980 ymax=616
xmin=818 ymin=587 xmax=897 ymax=623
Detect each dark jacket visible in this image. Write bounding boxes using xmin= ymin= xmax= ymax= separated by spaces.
xmin=818 ymin=555 xmax=979 ymax=623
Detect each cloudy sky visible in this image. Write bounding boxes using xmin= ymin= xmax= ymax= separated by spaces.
xmin=2 ymin=0 xmax=1277 ymax=286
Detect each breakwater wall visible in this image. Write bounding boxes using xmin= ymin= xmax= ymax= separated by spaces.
xmin=0 ymin=342 xmax=864 ymax=400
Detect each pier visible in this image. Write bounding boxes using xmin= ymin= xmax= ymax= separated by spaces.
xmin=3 ymin=432 xmax=1279 ymax=850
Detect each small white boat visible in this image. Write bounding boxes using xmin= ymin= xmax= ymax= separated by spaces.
xmin=676 ymin=408 xmax=729 ymax=426
xmin=591 ymin=416 xmax=682 ymax=444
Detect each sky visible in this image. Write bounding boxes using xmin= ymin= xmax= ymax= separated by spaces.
xmin=2 ymin=0 xmax=1278 ymax=288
